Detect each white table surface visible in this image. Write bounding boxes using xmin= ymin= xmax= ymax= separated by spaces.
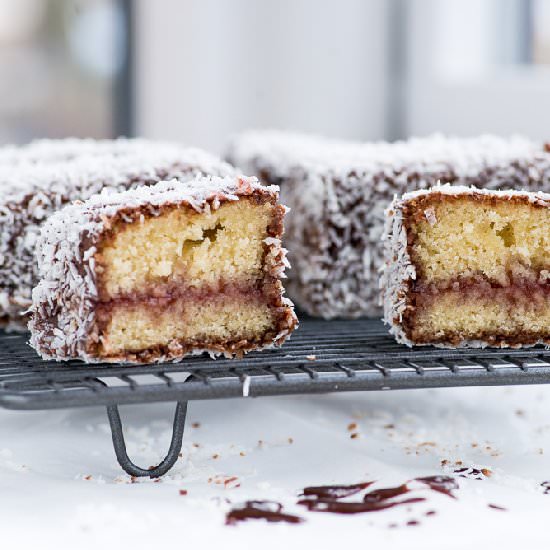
xmin=2 ymin=384 xmax=550 ymax=549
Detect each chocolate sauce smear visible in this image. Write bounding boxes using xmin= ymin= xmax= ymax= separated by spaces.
xmin=414 ymin=476 xmax=458 ymax=498
xmin=298 ymin=481 xmax=426 ymax=515
xmin=363 ymin=484 xmax=409 ymax=503
xmin=298 ymin=496 xmax=426 ymax=514
xmin=226 ymin=500 xmax=304 ymax=525
xmin=302 ymin=481 xmax=374 ymax=499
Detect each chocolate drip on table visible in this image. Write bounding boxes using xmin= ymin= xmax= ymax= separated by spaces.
xmin=299 ymin=476 xmax=458 ymax=515
xmin=225 ymin=476 xmax=459 ymax=526
xmin=225 ymin=501 xmax=304 ymax=525
xmin=302 ymin=481 xmax=374 ymax=499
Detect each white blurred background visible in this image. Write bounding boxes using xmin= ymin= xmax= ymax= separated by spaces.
xmin=1 ymin=0 xmax=550 ymax=152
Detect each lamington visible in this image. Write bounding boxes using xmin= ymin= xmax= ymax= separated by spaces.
xmin=0 ymin=140 xmax=236 ymax=328
xmin=29 ymin=176 xmax=297 ymax=363
xmin=382 ymin=185 xmax=550 ymax=347
xmin=228 ymin=130 xmax=550 ymax=318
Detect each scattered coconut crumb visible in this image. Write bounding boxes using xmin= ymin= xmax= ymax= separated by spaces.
xmin=224 ymin=476 xmax=239 ymax=487
xmin=211 ymin=475 xmax=240 ymax=489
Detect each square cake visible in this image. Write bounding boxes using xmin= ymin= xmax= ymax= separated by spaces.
xmin=29 ymin=176 xmax=297 ymax=363
xmin=382 ymin=185 xmax=550 ymax=347
xmin=228 ymin=130 xmax=550 ymax=318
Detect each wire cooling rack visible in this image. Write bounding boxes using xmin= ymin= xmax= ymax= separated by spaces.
xmin=2 ymin=317 xmax=550 ymax=477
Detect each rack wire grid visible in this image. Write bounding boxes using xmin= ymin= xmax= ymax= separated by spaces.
xmin=2 ymin=317 xmax=550 ymax=477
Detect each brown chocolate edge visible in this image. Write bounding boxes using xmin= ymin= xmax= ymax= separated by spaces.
xmin=84 ymin=189 xmax=296 ymax=362
xmin=400 ymin=191 xmax=550 ymax=346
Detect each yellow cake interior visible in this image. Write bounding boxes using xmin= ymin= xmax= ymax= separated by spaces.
xmin=412 ymin=198 xmax=550 ymax=285
xmin=102 ymin=296 xmax=274 ymax=354
xmin=404 ymin=194 xmax=550 ymax=344
xmin=100 ymin=200 xmax=273 ymax=297
xmin=93 ymin=197 xmax=287 ymax=358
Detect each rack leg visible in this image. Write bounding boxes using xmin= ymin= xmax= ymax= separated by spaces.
xmin=106 ymin=401 xmax=188 ymax=478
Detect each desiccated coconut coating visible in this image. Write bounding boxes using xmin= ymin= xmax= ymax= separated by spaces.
xmin=29 ymin=176 xmax=297 ymax=363
xmin=227 ymin=130 xmax=550 ymax=318
xmin=0 ymin=139 xmax=236 ymax=329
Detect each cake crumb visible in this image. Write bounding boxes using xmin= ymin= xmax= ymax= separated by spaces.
xmin=191 ymin=422 xmax=201 ymax=428
xmin=347 ymin=422 xmax=358 ymax=431
xmin=224 ymin=476 xmax=239 ymax=487
xmin=350 ymin=433 xmax=359 ymax=439
xmin=179 ymin=489 xmax=188 ymax=496
xmin=306 ymin=355 xmax=316 ymax=361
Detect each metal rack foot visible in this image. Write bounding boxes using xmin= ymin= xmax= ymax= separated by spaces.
xmin=106 ymin=401 xmax=188 ymax=477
